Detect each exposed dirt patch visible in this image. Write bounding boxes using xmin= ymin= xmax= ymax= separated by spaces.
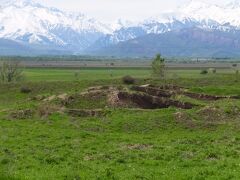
xmin=38 ymin=104 xmax=64 ymax=118
xmin=123 ymin=144 xmax=153 ymax=151
xmin=131 ymin=86 xmax=173 ymax=98
xmin=66 ymin=109 xmax=107 ymax=117
xmin=27 ymin=84 xmax=240 ymax=120
xmin=83 ymin=155 xmax=95 ymax=161
xmin=150 ymin=84 xmax=184 ymax=91
xmin=43 ymin=95 xmax=57 ymax=102
xmin=57 ymin=93 xmax=68 ymax=101
xmin=225 ymin=105 xmax=240 ymax=117
xmin=118 ymin=91 xmax=196 ymax=109
xmin=31 ymin=95 xmax=46 ymax=101
xmin=197 ymin=106 xmax=227 ymax=122
xmin=9 ymin=109 xmax=34 ymax=120
xmin=107 ymin=87 xmax=138 ymax=108
xmin=174 ymin=112 xmax=196 ymax=128
xmin=182 ymin=92 xmax=240 ymax=101
xmin=133 ymin=84 xmax=239 ymax=101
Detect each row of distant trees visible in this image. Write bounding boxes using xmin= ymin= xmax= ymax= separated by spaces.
xmin=0 ymin=54 xmax=166 ymax=83
xmin=0 ymin=53 xmax=239 ymax=83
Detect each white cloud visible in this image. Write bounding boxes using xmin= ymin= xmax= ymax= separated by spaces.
xmin=0 ymin=0 xmax=231 ymax=22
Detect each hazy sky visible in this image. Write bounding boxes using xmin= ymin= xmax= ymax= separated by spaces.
xmin=0 ymin=0 xmax=231 ymax=22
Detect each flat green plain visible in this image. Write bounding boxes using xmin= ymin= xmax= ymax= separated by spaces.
xmin=1 ymin=67 xmax=240 ymax=179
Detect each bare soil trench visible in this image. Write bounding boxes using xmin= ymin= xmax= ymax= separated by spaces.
xmin=65 ymin=84 xmax=238 ymax=111
xmin=10 ymin=84 xmax=239 ymax=119
xmin=132 ymin=84 xmax=240 ymax=101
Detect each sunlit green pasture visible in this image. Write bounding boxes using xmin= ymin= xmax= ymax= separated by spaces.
xmin=1 ymin=67 xmax=240 ymax=179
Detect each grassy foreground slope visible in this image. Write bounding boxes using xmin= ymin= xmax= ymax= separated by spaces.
xmin=1 ymin=68 xmax=240 ymax=179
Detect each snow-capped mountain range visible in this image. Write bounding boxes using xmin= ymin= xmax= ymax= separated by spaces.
xmin=0 ymin=0 xmax=112 ymax=52
xmin=1 ymin=0 xmax=240 ymax=57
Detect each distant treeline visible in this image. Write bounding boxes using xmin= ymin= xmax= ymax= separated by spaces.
xmin=0 ymin=55 xmax=150 ymax=62
xmin=0 ymin=55 xmax=239 ymax=63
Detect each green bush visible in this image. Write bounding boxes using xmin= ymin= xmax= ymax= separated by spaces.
xmin=122 ymin=76 xmax=136 ymax=85
xmin=200 ymin=70 xmax=208 ymax=75
xmin=20 ymin=87 xmax=32 ymax=94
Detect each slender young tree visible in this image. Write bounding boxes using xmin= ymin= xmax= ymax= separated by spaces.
xmin=152 ymin=54 xmax=166 ymax=79
xmin=0 ymin=61 xmax=23 ymax=83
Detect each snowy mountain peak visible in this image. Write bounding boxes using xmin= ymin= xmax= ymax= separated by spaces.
xmin=1 ymin=0 xmax=240 ymax=56
xmin=4 ymin=0 xmax=42 ymax=8
xmin=182 ymin=0 xmax=211 ymax=9
xmin=181 ymin=0 xmax=220 ymax=13
xmin=111 ymin=19 xmax=136 ymax=31
xmin=176 ymin=0 xmax=240 ymax=27
xmin=227 ymin=0 xmax=240 ymax=8
xmin=0 ymin=0 xmax=114 ymax=51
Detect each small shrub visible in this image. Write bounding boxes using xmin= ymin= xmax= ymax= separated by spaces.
xmin=0 ymin=61 xmax=23 ymax=83
xmin=1 ymin=159 xmax=10 ymax=165
xmin=74 ymin=72 xmax=80 ymax=80
xmin=122 ymin=76 xmax=136 ymax=85
xmin=200 ymin=70 xmax=208 ymax=75
xmin=152 ymin=54 xmax=165 ymax=79
xmin=209 ymin=68 xmax=216 ymax=74
xmin=20 ymin=87 xmax=32 ymax=94
xmin=235 ymin=70 xmax=239 ymax=75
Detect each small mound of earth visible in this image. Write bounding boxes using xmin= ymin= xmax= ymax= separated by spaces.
xmin=197 ymin=106 xmax=227 ymax=122
xmin=38 ymin=104 xmax=65 ymax=118
xmin=43 ymin=93 xmax=72 ymax=102
xmin=26 ymin=84 xmax=240 ymax=119
xmin=131 ymin=86 xmax=173 ymax=98
xmin=174 ymin=112 xmax=196 ymax=128
xmin=182 ymin=92 xmax=235 ymax=101
xmin=133 ymin=84 xmax=240 ymax=101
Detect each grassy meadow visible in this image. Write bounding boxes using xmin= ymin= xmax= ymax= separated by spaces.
xmin=1 ymin=67 xmax=240 ymax=179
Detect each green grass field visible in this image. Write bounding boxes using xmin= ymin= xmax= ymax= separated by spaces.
xmin=1 ymin=68 xmax=240 ymax=179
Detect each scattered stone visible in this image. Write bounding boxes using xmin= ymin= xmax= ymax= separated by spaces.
xmin=139 ymin=84 xmax=150 ymax=88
